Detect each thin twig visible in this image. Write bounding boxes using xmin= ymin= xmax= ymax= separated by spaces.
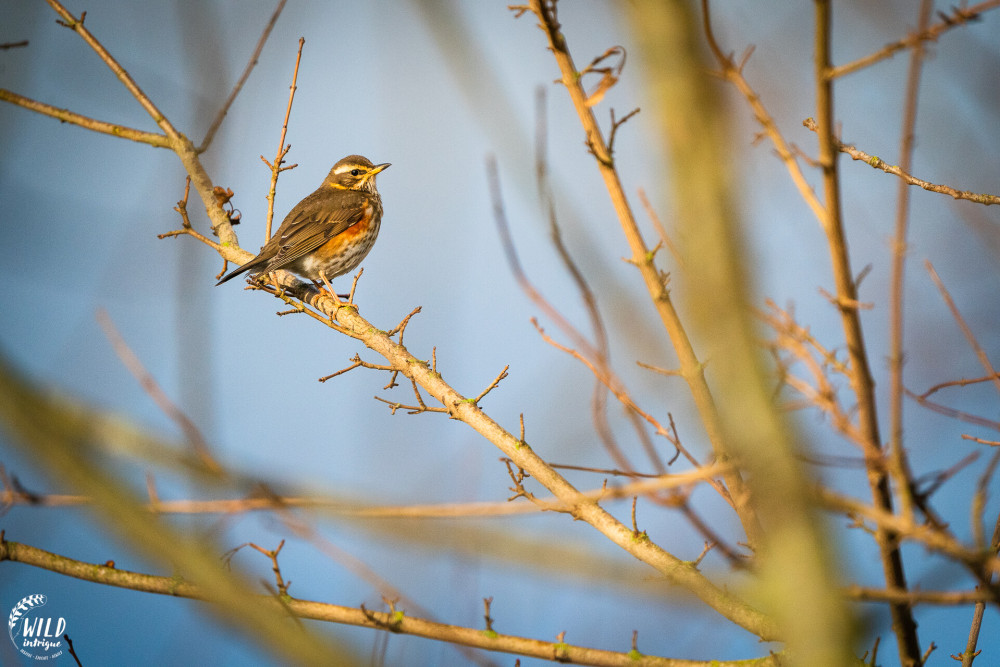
xmin=63 ymin=633 xmax=82 ymax=667
xmin=700 ymin=0 xmax=827 ymax=227
xmin=95 ymin=309 xmax=221 ymax=473
xmin=159 ymin=178 xmax=226 ymax=264
xmin=636 ymin=188 xmax=683 ymax=268
xmin=473 ymin=366 xmax=509 ymax=404
xmin=373 ymin=394 xmax=448 ymax=416
xmin=817 ymin=487 xmax=1000 ymax=578
xmin=606 ymin=106 xmax=640 ymax=158
xmin=531 ymin=318 xmax=731 ymax=503
xmin=906 ymin=389 xmax=1000 ymax=432
xmin=318 ymin=354 xmax=394 ymax=383
xmin=249 ymin=539 xmax=290 ymax=595
xmin=830 ymin=1 xmax=1000 ymax=79
xmin=346 ymin=268 xmax=364 ymax=304
xmin=760 ymin=304 xmax=866 ymax=448
xmin=0 ymin=464 xmax=731 ymax=518
xmin=813 ymin=3 xmax=920 ymax=662
xmin=0 ymin=88 xmax=170 ymax=148
xmin=264 ymin=37 xmax=305 ymax=241
xmin=5 ymin=537 xmax=696 ymax=667
xmin=971 ymin=451 xmax=1000 ymax=551
xmin=962 ymin=434 xmax=1000 ymax=447
xmin=925 ymin=261 xmax=1000 ymax=397
xmin=918 ymin=374 xmax=1000 ymax=399
xmin=845 ymin=587 xmax=994 ymax=606
xmin=488 ymin=154 xmax=634 ymax=472
xmin=802 ymin=118 xmax=1000 ymax=206
xmin=200 ymin=0 xmax=288 ymax=153
xmin=959 ymin=475 xmax=1000 ymax=666
xmin=887 ymin=0 xmax=933 ymax=529
xmin=546 ymin=89 xmax=669 ymax=479
xmin=387 ymin=307 xmax=422 ymax=338
xmin=635 ymin=361 xmax=683 ymax=378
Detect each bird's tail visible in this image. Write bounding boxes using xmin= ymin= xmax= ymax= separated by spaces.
xmin=215 ymin=258 xmax=263 ymax=286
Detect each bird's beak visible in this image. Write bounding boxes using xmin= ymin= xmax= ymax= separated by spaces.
xmin=370 ymin=163 xmax=391 ymax=175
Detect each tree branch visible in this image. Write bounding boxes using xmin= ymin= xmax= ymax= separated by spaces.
xmin=0 ymin=537 xmax=781 ymax=667
xmin=523 ymin=0 xmax=763 ymax=552
xmin=0 ymin=88 xmax=171 ymax=148
xmin=802 ymin=118 xmax=1000 ymax=206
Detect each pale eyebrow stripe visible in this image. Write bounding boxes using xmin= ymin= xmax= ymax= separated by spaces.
xmin=333 ymin=163 xmax=366 ymax=175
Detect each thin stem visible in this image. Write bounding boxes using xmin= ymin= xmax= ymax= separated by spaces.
xmin=925 ymin=261 xmax=1000 ymax=398
xmin=96 ymin=310 xmax=221 ymax=473
xmin=829 ymin=1 xmax=1000 ymax=79
xmin=199 ymin=0 xmax=288 ymax=153
xmin=801 ymin=119 xmax=1000 ymax=206
xmin=887 ymin=0 xmax=932 ymax=538
xmin=959 ymin=505 xmax=1000 ymax=665
xmin=813 ymin=2 xmax=921 ymax=663
xmin=265 ymin=37 xmax=305 ymax=241
xmin=0 ymin=89 xmax=171 ymax=148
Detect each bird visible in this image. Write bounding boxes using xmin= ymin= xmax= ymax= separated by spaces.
xmin=216 ymin=154 xmax=390 ymax=291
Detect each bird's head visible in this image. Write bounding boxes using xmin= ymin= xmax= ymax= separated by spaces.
xmin=325 ymin=155 xmax=391 ymax=192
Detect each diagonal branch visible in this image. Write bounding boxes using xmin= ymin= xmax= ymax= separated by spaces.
xmin=7 ymin=0 xmax=778 ymax=643
xmin=96 ymin=309 xmax=221 ymax=473
xmin=925 ymin=261 xmax=1000 ymax=398
xmin=45 ymin=0 xmax=182 ymax=142
xmin=246 ymin=273 xmax=774 ymax=636
xmin=829 ymin=1 xmax=1000 ymax=79
xmin=24 ymin=0 xmax=240 ymax=248
xmin=802 ymin=119 xmax=1000 ymax=206
xmin=523 ymin=0 xmax=763 ymax=551
xmin=199 ymin=0 xmax=288 ymax=153
xmin=0 ymin=88 xmax=170 ymax=148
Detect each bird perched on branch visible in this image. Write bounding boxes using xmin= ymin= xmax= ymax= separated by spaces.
xmin=216 ymin=154 xmax=390 ymax=291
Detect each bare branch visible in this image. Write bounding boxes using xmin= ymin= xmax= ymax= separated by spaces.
xmin=925 ymin=261 xmax=1000 ymax=397
xmin=473 ymin=366 xmax=509 ymax=404
xmin=5 ymin=536 xmax=767 ymax=667
xmin=96 ymin=309 xmax=221 ymax=473
xmin=812 ymin=2 xmax=920 ymax=660
xmin=803 ymin=118 xmax=1000 ymax=206
xmin=44 ymin=0 xmax=182 ymax=141
xmin=962 ymin=435 xmax=1000 ymax=447
xmin=918 ymin=374 xmax=1000 ymax=400
xmin=0 ymin=88 xmax=170 ymax=148
xmin=264 ymin=37 xmax=306 ymax=240
xmin=527 ymin=0 xmax=765 ymax=549
xmin=829 ymin=1 xmax=1000 ymax=79
xmin=906 ymin=390 xmax=1000 ymax=432
xmin=886 ymin=0 xmax=933 ymax=528
xmin=845 ymin=586 xmax=995 ymax=606
xmin=199 ymin=0 xmax=288 ymax=152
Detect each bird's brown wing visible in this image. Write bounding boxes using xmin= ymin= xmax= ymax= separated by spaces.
xmin=260 ymin=189 xmax=371 ymax=272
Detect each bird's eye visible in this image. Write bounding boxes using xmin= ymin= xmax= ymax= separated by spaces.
xmin=350 ymin=169 xmax=361 ymax=176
